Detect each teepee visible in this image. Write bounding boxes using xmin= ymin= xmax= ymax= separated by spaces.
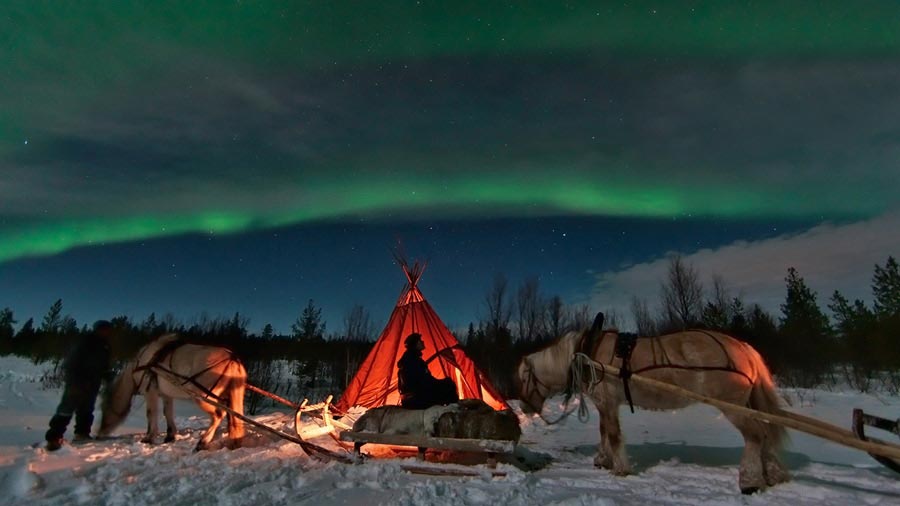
xmin=334 ymin=260 xmax=508 ymax=413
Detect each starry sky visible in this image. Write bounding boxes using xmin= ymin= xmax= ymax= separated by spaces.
xmin=2 ymin=1 xmax=899 ymax=334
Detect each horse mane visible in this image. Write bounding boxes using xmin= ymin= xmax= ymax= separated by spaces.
xmin=99 ymin=361 xmax=136 ymax=435
xmin=526 ymin=330 xmax=582 ymax=370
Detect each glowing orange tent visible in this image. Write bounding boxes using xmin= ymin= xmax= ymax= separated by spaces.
xmin=335 ymin=260 xmax=508 ymax=413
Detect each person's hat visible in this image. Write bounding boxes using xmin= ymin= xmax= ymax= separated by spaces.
xmin=404 ymin=333 xmax=422 ymax=348
xmin=93 ymin=320 xmax=112 ymax=333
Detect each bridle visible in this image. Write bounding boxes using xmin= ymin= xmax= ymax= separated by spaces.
xmin=519 ymin=358 xmax=547 ymax=412
xmin=519 ymin=356 xmax=585 ymax=425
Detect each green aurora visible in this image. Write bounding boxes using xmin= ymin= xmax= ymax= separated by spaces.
xmin=2 ymin=1 xmax=899 ymax=263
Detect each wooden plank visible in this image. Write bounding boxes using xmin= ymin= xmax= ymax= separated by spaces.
xmin=340 ymin=431 xmax=515 ymax=453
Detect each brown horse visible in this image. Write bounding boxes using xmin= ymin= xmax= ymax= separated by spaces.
xmin=515 ymin=324 xmax=789 ymax=494
xmin=99 ymin=334 xmax=246 ymax=450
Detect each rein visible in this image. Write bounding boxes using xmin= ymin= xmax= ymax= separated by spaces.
xmin=524 ymin=328 xmax=757 ymax=426
xmin=625 ymin=330 xmax=753 ymax=384
xmin=522 ymin=354 xmax=605 ymax=424
xmin=133 ymin=339 xmax=237 ymax=401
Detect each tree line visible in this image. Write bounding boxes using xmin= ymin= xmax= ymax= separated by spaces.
xmin=461 ymin=256 xmax=900 ymax=396
xmin=2 ymin=256 xmax=898 ymax=408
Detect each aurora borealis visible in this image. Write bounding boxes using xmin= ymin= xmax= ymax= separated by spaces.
xmin=2 ymin=1 xmax=899 ymax=330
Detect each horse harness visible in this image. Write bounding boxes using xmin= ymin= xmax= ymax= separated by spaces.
xmin=133 ymin=338 xmax=236 ymax=401
xmin=576 ymin=329 xmax=755 ymax=413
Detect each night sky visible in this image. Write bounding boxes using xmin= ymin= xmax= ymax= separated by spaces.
xmin=2 ymin=1 xmax=899 ymax=334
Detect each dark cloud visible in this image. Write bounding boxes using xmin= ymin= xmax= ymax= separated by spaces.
xmin=4 ymin=55 xmax=899 ymax=224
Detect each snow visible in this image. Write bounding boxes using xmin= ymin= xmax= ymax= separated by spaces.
xmin=2 ymin=356 xmax=899 ymax=505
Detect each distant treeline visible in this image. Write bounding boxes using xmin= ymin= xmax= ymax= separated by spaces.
xmin=2 ymin=256 xmax=899 ymax=405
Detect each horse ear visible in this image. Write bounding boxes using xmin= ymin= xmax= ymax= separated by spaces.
xmin=589 ymin=312 xmax=605 ymax=338
xmin=578 ymin=312 xmax=605 ymax=357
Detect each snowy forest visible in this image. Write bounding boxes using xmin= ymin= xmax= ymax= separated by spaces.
xmin=2 ymin=256 xmax=898 ymax=410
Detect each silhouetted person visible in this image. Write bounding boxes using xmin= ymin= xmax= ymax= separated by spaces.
xmin=397 ymin=333 xmax=458 ymax=409
xmin=45 ymin=320 xmax=113 ymax=451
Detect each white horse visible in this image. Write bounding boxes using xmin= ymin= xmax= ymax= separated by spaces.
xmin=99 ymin=334 xmax=247 ymax=450
xmin=515 ymin=320 xmax=789 ymax=494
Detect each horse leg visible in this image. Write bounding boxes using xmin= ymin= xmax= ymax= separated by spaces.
xmin=762 ymin=439 xmax=790 ymax=486
xmin=142 ymin=388 xmax=160 ymax=444
xmin=195 ymin=401 xmax=226 ymax=452
xmin=724 ymin=413 xmax=766 ymax=494
xmin=595 ymin=393 xmax=630 ymax=475
xmin=163 ymin=396 xmax=177 ymax=443
xmin=591 ymin=399 xmax=613 ymax=470
xmin=226 ymin=371 xmax=246 ymax=449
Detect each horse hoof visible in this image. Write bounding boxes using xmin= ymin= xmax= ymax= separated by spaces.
xmin=740 ymin=487 xmax=760 ymax=495
xmin=227 ymin=437 xmax=244 ymax=450
xmin=194 ymin=441 xmax=209 ymax=452
xmin=141 ymin=436 xmax=157 ymax=445
xmin=164 ymin=434 xmax=176 ymax=443
xmin=593 ymin=457 xmax=612 ymax=470
xmin=764 ymin=464 xmax=790 ymax=486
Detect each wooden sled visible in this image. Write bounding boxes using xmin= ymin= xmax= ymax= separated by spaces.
xmin=244 ymin=383 xmax=353 ymax=447
xmin=339 ymin=430 xmax=516 ymax=469
xmin=151 ymin=366 xmax=353 ymax=462
xmin=853 ymin=408 xmax=900 ymax=474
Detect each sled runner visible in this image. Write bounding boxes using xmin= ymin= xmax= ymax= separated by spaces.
xmin=853 ymin=408 xmax=900 ymax=474
xmin=340 ymin=431 xmax=515 ymax=468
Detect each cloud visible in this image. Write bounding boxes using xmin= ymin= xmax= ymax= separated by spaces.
xmin=590 ymin=211 xmax=900 ymax=330
xmin=3 ymin=54 xmax=899 ymax=262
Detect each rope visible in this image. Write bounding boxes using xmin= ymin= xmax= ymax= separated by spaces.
xmin=530 ymin=352 xmax=606 ymax=425
xmin=569 ymin=352 xmax=605 ymax=422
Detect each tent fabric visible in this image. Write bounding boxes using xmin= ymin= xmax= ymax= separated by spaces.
xmin=335 ymin=263 xmax=508 ymax=412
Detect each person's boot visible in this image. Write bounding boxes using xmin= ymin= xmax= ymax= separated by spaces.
xmin=45 ymin=438 xmax=64 ymax=451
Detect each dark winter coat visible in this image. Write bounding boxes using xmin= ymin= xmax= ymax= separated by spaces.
xmin=63 ymin=333 xmax=112 ymax=390
xmin=397 ymin=348 xmax=432 ymax=396
xmin=397 ymin=349 xmax=458 ymax=409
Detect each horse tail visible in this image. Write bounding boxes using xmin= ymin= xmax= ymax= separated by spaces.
xmin=227 ymin=358 xmax=247 ymax=444
xmin=746 ymin=345 xmax=788 ymax=451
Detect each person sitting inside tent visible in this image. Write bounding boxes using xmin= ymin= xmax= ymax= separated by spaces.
xmin=397 ymin=333 xmax=459 ymax=409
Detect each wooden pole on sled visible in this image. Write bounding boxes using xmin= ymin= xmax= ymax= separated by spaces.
xmin=589 ymin=359 xmax=900 ymax=462
xmin=246 ymin=383 xmax=352 ymax=432
xmin=246 ymin=384 xmax=303 ymax=409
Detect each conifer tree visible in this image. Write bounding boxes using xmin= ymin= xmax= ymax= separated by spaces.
xmin=292 ymin=299 xmax=326 ymax=341
xmin=873 ymin=256 xmax=900 ymax=317
xmin=871 ymin=256 xmax=900 ymax=380
xmin=829 ymin=290 xmax=878 ymax=391
xmin=779 ymin=267 xmax=834 ymax=387
xmin=40 ymin=299 xmax=64 ymax=334
xmin=0 ymin=308 xmax=15 ymax=354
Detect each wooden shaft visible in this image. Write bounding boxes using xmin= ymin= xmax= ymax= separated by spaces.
xmin=246 ymin=384 xmax=302 ymax=409
xmin=592 ymin=360 xmax=900 ymax=462
xmin=773 ymin=408 xmax=857 ymax=439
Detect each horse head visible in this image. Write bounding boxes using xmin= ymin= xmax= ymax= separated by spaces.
xmin=515 ymin=316 xmax=605 ymax=415
xmin=515 ymin=356 xmax=549 ymax=414
xmin=98 ymin=362 xmax=136 ymax=436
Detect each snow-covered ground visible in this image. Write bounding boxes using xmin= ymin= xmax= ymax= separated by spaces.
xmin=2 ymin=356 xmax=899 ymax=505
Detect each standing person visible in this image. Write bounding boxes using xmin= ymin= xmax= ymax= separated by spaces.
xmin=45 ymin=320 xmax=114 ymax=451
xmin=397 ymin=333 xmax=458 ymax=409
